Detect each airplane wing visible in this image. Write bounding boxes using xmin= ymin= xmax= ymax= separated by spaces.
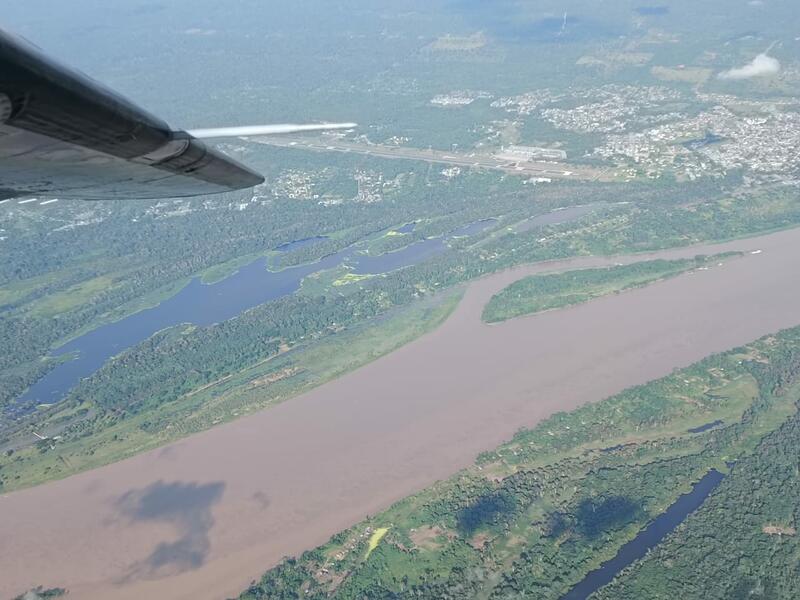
xmin=0 ymin=29 xmax=355 ymax=200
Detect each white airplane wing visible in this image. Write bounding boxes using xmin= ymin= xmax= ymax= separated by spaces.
xmin=188 ymin=123 xmax=357 ymax=139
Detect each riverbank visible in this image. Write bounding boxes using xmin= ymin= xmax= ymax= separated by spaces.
xmin=3 ymin=226 xmax=800 ymax=599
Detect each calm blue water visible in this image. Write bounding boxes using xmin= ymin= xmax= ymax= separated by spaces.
xmin=351 ymin=219 xmax=496 ymax=275
xmin=11 ymin=220 xmax=497 ymax=414
xmin=560 ymin=469 xmax=725 ymax=600
xmin=274 ymin=236 xmax=329 ymax=252
xmin=688 ymin=420 xmax=723 ymax=434
xmin=12 ymin=245 xmax=355 ymax=413
xmin=395 ymin=222 xmax=416 ymax=234
xmin=450 ymin=219 xmax=497 ymax=237
xmin=352 ymin=238 xmax=450 ymax=275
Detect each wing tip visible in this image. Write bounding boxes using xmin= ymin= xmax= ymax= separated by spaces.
xmin=187 ymin=122 xmax=358 ymax=139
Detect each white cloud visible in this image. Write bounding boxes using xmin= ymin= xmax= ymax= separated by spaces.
xmin=184 ymin=28 xmax=217 ymax=36
xmin=719 ymin=53 xmax=780 ymax=80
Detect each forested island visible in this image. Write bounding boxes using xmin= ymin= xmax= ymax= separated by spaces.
xmin=482 ymin=254 xmax=738 ymax=323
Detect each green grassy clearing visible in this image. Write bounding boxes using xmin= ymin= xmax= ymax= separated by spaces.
xmin=25 ymin=276 xmax=118 ymax=318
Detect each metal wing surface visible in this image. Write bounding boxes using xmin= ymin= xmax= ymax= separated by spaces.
xmin=0 ymin=29 xmax=354 ymax=200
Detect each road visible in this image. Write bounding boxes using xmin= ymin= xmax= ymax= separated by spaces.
xmin=250 ymin=136 xmax=613 ymax=182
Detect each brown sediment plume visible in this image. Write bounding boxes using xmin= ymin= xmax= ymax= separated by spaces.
xmin=2 ymin=227 xmax=800 ymax=600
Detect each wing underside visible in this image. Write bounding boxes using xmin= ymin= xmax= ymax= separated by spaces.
xmin=0 ymin=29 xmax=266 ymax=200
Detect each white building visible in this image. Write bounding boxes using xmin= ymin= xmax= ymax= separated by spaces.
xmin=495 ymin=145 xmax=567 ymax=162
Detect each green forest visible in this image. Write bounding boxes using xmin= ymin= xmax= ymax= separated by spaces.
xmin=237 ymin=326 xmax=800 ymax=600
xmin=3 ymin=174 xmax=800 ymax=492
xmin=595 ymin=374 xmax=800 ymax=599
xmin=482 ymin=254 xmax=736 ymax=323
xmin=3 ymin=1 xmax=800 ymax=598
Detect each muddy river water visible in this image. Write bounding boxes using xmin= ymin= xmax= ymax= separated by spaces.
xmin=2 ymin=227 xmax=800 ymax=600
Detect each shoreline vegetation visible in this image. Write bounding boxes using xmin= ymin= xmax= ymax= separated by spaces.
xmin=0 ymin=222 xmax=788 ymax=494
xmin=3 ymin=155 xmax=800 ymax=507
xmin=0 ymin=290 xmax=463 ymax=492
xmin=482 ymin=253 xmax=741 ymax=323
xmin=238 ymin=326 xmax=800 ymax=600
xmin=3 ymin=179 xmax=799 ymax=427
xmin=4 ymin=178 xmax=800 ymax=415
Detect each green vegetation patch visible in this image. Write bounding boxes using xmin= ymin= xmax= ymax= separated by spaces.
xmin=482 ymin=254 xmax=737 ymax=323
xmin=0 ymin=290 xmax=462 ymax=492
xmin=199 ymin=252 xmax=264 ymax=285
xmin=596 ymin=387 xmax=800 ymax=599
xmin=25 ymin=275 xmax=118 ymax=318
xmin=238 ymin=327 xmax=800 ymax=600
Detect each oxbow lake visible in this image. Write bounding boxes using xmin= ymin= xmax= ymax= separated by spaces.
xmin=11 ymin=218 xmax=499 ymax=414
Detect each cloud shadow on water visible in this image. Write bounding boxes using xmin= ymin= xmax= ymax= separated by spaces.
xmin=448 ymin=0 xmax=622 ymax=43
xmin=114 ymin=480 xmax=225 ymax=581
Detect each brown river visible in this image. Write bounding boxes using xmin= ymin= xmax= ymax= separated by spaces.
xmin=2 ymin=227 xmax=800 ymax=600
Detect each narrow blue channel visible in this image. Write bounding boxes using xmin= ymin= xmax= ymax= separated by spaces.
xmin=351 ymin=219 xmax=496 ymax=275
xmin=688 ymin=420 xmax=723 ymax=434
xmin=560 ymin=469 xmax=725 ymax=600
